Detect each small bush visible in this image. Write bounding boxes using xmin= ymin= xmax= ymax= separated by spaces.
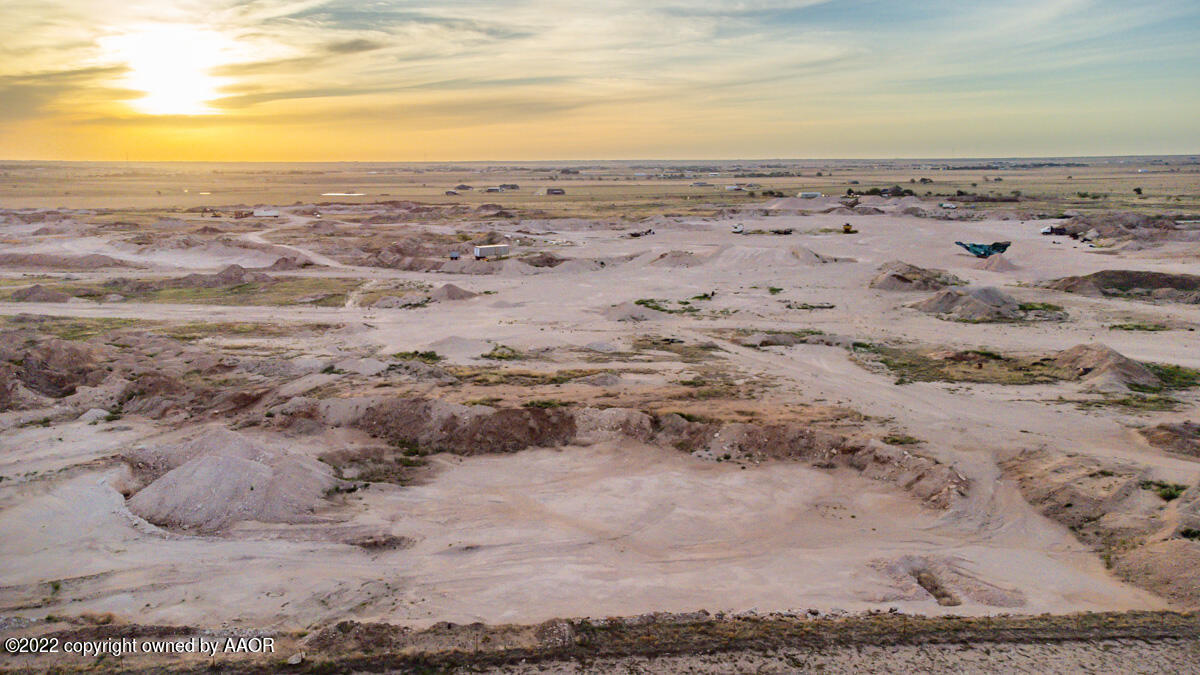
xmin=393 ymin=350 xmax=443 ymax=363
xmin=1139 ymin=480 xmax=1188 ymax=501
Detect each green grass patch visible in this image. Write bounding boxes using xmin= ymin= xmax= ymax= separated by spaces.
xmin=1018 ymin=302 xmax=1064 ymax=312
xmin=855 ymin=346 xmax=1072 ymax=385
xmin=1077 ymin=394 xmax=1180 ymax=412
xmin=767 ymin=287 xmax=783 ymax=295
xmin=1139 ymin=480 xmax=1189 ymax=501
xmin=1143 ymin=363 xmax=1200 ymax=390
xmin=1108 ymin=322 xmax=1169 ymax=332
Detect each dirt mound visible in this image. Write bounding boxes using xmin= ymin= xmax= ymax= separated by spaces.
xmin=976 ymin=254 xmax=1019 ymax=272
xmin=355 ymin=398 xmax=576 ymax=455
xmin=1139 ymin=421 xmax=1200 ymax=457
xmin=0 ymin=253 xmax=132 ymax=269
xmin=3 ymin=338 xmax=107 ymax=398
xmin=429 ymin=284 xmax=477 ymax=301
xmin=1046 ymin=270 xmax=1200 ymax=303
xmin=266 ymin=255 xmax=312 ymax=270
xmin=520 ymin=252 xmax=565 ymax=268
xmin=909 ymin=287 xmax=1021 ymax=321
xmin=870 ymin=261 xmax=965 ymax=291
xmin=124 ymin=429 xmax=337 ymax=533
xmin=10 ymin=284 xmax=71 ymax=302
xmin=1052 ymin=344 xmax=1161 ymax=392
xmin=1005 ymin=448 xmax=1200 ymax=608
xmin=1113 ymin=540 xmax=1200 ymax=608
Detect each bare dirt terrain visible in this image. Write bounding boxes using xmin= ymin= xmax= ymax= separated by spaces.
xmin=1 ymin=158 xmax=1198 ymax=671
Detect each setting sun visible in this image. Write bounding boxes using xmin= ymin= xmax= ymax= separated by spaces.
xmin=100 ymin=25 xmax=233 ymax=115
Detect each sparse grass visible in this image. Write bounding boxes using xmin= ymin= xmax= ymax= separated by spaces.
xmin=450 ymin=367 xmax=606 ymax=386
xmin=34 ymin=277 xmax=363 ymax=307
xmin=767 ymin=287 xmax=783 ymax=295
xmin=1139 ymin=480 xmax=1188 ymax=501
xmin=854 ymin=346 xmax=1072 ymax=385
xmin=481 ymin=344 xmax=524 ymax=360
xmin=633 ymin=336 xmax=723 ymax=362
xmin=883 ymin=434 xmax=922 ymax=445
xmin=158 ymin=321 xmax=334 ymax=342
xmin=0 ymin=315 xmax=139 ymax=341
xmin=666 ymin=411 xmax=715 ymax=424
xmin=784 ymin=302 xmax=836 ymax=310
xmin=523 ymin=399 xmax=570 ymax=409
xmin=465 ymin=397 xmax=503 ymax=406
xmin=393 ymin=350 xmax=443 ymax=364
xmin=1109 ymin=322 xmax=1170 ymax=332
xmin=1143 ymin=363 xmax=1200 ymax=390
xmin=1077 ymin=394 xmax=1180 ymax=412
xmin=634 ymin=298 xmax=698 ymax=314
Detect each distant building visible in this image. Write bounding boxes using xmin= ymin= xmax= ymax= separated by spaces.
xmin=252 ymin=208 xmax=280 ymax=217
xmin=724 ymin=185 xmax=744 ymax=191
xmin=545 ymin=188 xmax=565 ymax=195
xmin=455 ymin=184 xmax=473 ymax=190
xmin=484 ymin=187 xmax=503 ymax=193
xmin=499 ymin=183 xmax=520 ymax=190
xmin=444 ymin=190 xmax=459 ymax=196
xmin=798 ymin=192 xmax=823 ymax=199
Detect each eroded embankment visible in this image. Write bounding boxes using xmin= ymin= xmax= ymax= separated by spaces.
xmin=1002 ymin=450 xmax=1200 ymax=608
xmin=343 ymin=397 xmax=967 ymax=509
xmin=4 ymin=611 xmax=1196 ymax=674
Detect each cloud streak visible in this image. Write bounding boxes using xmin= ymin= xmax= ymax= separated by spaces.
xmin=0 ymin=0 xmax=1197 ymax=158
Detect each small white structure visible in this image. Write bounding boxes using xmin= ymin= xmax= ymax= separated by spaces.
xmin=724 ymin=185 xmax=744 ymax=192
xmin=797 ymin=192 xmax=823 ymax=199
xmin=474 ymin=244 xmax=510 ymax=259
xmin=252 ymin=208 xmax=280 ymax=217
xmin=939 ymin=202 xmax=958 ymax=209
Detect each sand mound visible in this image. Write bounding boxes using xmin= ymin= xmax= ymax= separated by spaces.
xmin=603 ymin=302 xmax=659 ymax=322
xmin=1053 ymin=344 xmax=1161 ymax=392
xmin=124 ymin=429 xmax=337 ymax=533
xmin=520 ymin=252 xmax=565 ymax=268
xmin=870 ymin=261 xmax=965 ymax=291
xmin=910 ymin=287 xmax=1021 ymax=321
xmin=430 ymin=283 xmax=478 ymax=301
xmin=649 ymin=250 xmax=703 ymax=268
xmin=976 ymin=254 xmax=1019 ymax=272
xmin=10 ymin=284 xmax=71 ymax=302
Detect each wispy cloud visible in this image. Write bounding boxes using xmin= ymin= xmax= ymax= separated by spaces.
xmin=1 ymin=0 xmax=1197 ymax=158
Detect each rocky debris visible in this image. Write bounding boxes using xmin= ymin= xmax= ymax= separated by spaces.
xmin=909 ymin=287 xmax=1022 ymax=321
xmin=870 ymin=555 xmax=1025 ymax=607
xmin=869 ymin=261 xmax=965 ymax=291
xmin=1139 ymin=421 xmax=1200 ymax=458
xmin=1052 ymin=344 xmax=1161 ymax=392
xmin=1046 ymin=270 xmax=1200 ymax=303
xmin=123 ymin=428 xmax=339 ymax=533
xmin=78 ymin=408 xmax=110 ymax=423
xmin=10 ymin=284 xmax=71 ymax=303
xmin=429 ymin=283 xmax=478 ymax=301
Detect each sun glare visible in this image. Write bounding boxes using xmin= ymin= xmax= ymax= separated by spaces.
xmin=102 ymin=25 xmax=234 ymax=115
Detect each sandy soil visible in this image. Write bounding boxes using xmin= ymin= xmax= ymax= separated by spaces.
xmin=1 ymin=183 xmax=1199 ymax=669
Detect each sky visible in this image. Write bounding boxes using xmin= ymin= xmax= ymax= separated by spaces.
xmin=1 ymin=0 xmax=1198 ymax=161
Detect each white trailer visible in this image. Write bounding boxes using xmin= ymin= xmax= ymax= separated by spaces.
xmin=798 ymin=192 xmax=823 ymax=199
xmin=474 ymin=244 xmax=510 ymax=259
xmin=252 ymin=208 xmax=280 ymax=217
